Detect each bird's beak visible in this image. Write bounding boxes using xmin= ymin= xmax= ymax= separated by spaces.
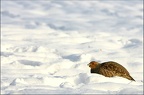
xmin=87 ymin=64 xmax=90 ymax=66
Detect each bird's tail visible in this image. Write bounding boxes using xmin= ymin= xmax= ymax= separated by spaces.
xmin=128 ymin=75 xmax=135 ymax=81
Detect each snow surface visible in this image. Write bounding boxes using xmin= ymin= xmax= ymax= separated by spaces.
xmin=1 ymin=0 xmax=143 ymax=94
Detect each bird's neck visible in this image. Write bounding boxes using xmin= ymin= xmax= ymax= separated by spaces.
xmin=91 ymin=64 xmax=101 ymax=73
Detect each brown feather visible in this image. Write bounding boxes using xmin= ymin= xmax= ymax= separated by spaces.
xmin=88 ymin=61 xmax=135 ymax=81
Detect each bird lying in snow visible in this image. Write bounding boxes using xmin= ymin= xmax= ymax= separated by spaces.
xmin=88 ymin=61 xmax=135 ymax=81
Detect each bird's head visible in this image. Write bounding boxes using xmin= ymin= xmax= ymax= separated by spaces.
xmin=88 ymin=61 xmax=100 ymax=69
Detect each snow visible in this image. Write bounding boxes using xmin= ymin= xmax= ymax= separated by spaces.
xmin=1 ymin=0 xmax=143 ymax=94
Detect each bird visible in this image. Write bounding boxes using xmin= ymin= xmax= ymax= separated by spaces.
xmin=88 ymin=61 xmax=135 ymax=81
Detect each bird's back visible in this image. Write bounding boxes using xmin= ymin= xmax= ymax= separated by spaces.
xmin=100 ymin=61 xmax=130 ymax=75
xmin=98 ymin=61 xmax=135 ymax=81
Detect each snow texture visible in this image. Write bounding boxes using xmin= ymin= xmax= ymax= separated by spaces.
xmin=1 ymin=0 xmax=143 ymax=94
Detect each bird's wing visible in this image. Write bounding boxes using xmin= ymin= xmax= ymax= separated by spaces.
xmin=99 ymin=62 xmax=129 ymax=77
xmin=99 ymin=67 xmax=115 ymax=77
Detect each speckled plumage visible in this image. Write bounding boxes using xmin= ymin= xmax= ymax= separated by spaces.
xmin=88 ymin=61 xmax=135 ymax=81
